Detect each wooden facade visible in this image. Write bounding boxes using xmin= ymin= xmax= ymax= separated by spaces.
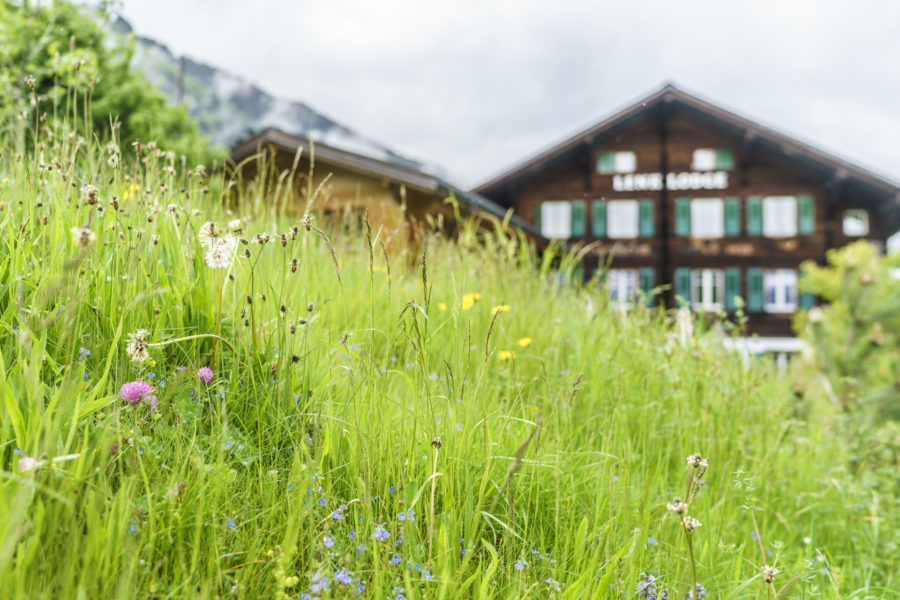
xmin=230 ymin=128 xmax=536 ymax=253
xmin=476 ymin=84 xmax=900 ymax=338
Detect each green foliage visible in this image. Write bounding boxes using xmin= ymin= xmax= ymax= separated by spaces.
xmin=0 ymin=0 xmax=221 ymax=163
xmin=0 ymin=130 xmax=896 ymax=598
xmin=796 ymin=241 xmax=900 ymax=417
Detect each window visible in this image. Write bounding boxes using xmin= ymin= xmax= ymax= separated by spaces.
xmin=843 ymin=209 xmax=869 ymax=236
xmin=690 ymin=198 xmax=724 ymax=238
xmin=692 ymin=148 xmax=734 ymax=170
xmin=763 ymin=269 xmax=798 ymax=313
xmin=762 ymin=196 xmax=797 ymax=237
xmin=692 ymin=149 xmax=717 ymax=171
xmin=540 ymin=201 xmax=572 ymax=238
xmin=690 ymin=269 xmax=725 ymax=311
xmin=607 ymin=200 xmax=639 ymax=238
xmin=597 ymin=151 xmax=637 ymax=174
xmin=607 ymin=269 xmax=639 ymax=303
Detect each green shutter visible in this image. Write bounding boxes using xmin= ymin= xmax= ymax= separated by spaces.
xmin=675 ymin=198 xmax=691 ymax=236
xmin=798 ymin=194 xmax=815 ymax=234
xmin=591 ymin=200 xmax=606 ymax=237
xmin=715 ymin=148 xmax=735 ymax=170
xmin=725 ymin=268 xmax=741 ymax=310
xmin=746 ymin=196 xmax=763 ymax=235
xmin=747 ymin=268 xmax=764 ymax=312
xmin=597 ymin=152 xmax=615 ymax=174
xmin=799 ymin=292 xmax=815 ymax=310
xmin=534 ymin=201 xmax=542 ymax=234
xmin=571 ymin=201 xmax=587 ymax=237
xmin=639 ymin=268 xmax=656 ymax=306
xmin=639 ymin=199 xmax=655 ymax=236
xmin=724 ymin=196 xmax=741 ymax=236
xmin=674 ymin=267 xmax=692 ymax=307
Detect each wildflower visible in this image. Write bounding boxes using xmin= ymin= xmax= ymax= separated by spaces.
xmin=78 ymin=347 xmax=91 ymax=361
xmin=761 ymin=564 xmax=779 ymax=583
xmin=460 ymin=292 xmax=481 ymax=310
xmin=647 ymin=536 xmax=659 ymax=546
xmin=197 ymin=367 xmax=213 ymax=384
xmin=685 ymin=583 xmax=707 ymax=599
xmin=18 ymin=456 xmax=38 ymax=472
xmin=371 ymin=265 xmax=387 ymax=274
xmin=686 ymin=454 xmax=705 ymax=468
xmin=317 ymin=498 xmax=327 ymax=507
xmin=546 ymin=578 xmax=562 ymax=592
xmin=125 ymin=329 xmax=151 ymax=363
xmin=682 ymin=516 xmax=701 ymax=532
xmin=70 ymin=226 xmax=96 ymax=247
xmin=517 ymin=337 xmax=532 ymax=347
xmin=81 ymin=184 xmax=99 ymax=204
xmin=120 ymin=380 xmax=152 ymax=403
xmin=334 ymin=568 xmax=352 ymax=584
xmin=498 ymin=350 xmax=515 ymax=361
xmin=390 ymin=554 xmax=401 ymax=565
xmin=225 ymin=519 xmax=236 ymax=530
xmin=437 ymin=302 xmax=447 ymax=311
xmin=421 ymin=567 xmax=433 ymax=581
xmin=398 ymin=509 xmax=415 ymax=522
xmin=228 ymin=219 xmax=242 ymax=232
xmin=373 ymin=524 xmax=390 ymax=541
xmin=514 ymin=558 xmax=529 ymax=571
xmin=323 ymin=536 xmax=334 ymax=548
xmin=204 ymin=235 xmax=237 ymax=269
xmin=666 ymin=498 xmax=688 ymax=515
xmin=392 ymin=586 xmax=407 ymax=600
xmin=198 ymin=222 xmax=219 ymax=247
xmin=355 ymin=582 xmax=365 ymax=594
xmin=491 ymin=304 xmax=510 ymax=315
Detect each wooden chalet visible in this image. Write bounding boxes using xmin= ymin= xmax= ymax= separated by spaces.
xmin=230 ymin=128 xmax=536 ymax=250
xmin=475 ymin=83 xmax=900 ymax=340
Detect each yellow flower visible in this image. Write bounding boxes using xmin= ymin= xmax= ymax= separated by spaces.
xmin=371 ymin=265 xmax=387 ymax=274
xmin=461 ymin=292 xmax=481 ymax=311
xmin=517 ymin=337 xmax=532 ymax=347
xmin=498 ymin=350 xmax=515 ymax=361
xmin=491 ymin=304 xmax=510 ymax=315
xmin=437 ymin=302 xmax=447 ymax=312
xmin=122 ymin=183 xmax=141 ymax=201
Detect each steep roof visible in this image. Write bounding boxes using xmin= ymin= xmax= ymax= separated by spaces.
xmin=231 ymin=128 xmax=542 ymax=238
xmin=475 ymin=83 xmax=900 ymax=204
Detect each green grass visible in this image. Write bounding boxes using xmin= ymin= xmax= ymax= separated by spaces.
xmin=0 ymin=131 xmax=896 ymax=599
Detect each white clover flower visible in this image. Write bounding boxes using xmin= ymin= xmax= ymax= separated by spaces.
xmin=125 ymin=329 xmax=150 ymax=363
xmin=204 ymin=235 xmax=237 ymax=269
xmin=70 ymin=227 xmax=96 ymax=247
xmin=682 ymin=516 xmax=701 ymax=532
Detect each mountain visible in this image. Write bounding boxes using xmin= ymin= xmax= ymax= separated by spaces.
xmin=110 ymin=16 xmax=433 ymax=173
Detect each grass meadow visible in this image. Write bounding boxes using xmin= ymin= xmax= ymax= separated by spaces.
xmin=0 ymin=130 xmax=896 ymax=599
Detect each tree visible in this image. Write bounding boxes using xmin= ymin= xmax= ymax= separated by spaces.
xmin=0 ymin=0 xmax=221 ymax=162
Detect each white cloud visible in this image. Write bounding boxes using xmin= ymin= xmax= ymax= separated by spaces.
xmin=121 ymin=0 xmax=900 ymax=187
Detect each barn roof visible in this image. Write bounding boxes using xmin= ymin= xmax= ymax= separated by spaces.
xmin=474 ymin=83 xmax=900 ymax=205
xmin=231 ymin=128 xmax=542 ymax=238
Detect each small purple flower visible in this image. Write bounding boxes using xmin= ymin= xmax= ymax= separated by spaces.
xmin=647 ymin=536 xmax=659 ymax=546
xmin=334 ymin=568 xmax=352 ymax=584
xmin=317 ymin=498 xmax=327 ymax=507
xmin=197 ymin=367 xmax=213 ymax=384
xmin=514 ymin=559 xmax=528 ymax=571
xmin=225 ymin=519 xmax=236 ymax=530
xmin=390 ymin=554 xmax=401 ymax=565
xmin=421 ymin=567 xmax=432 ymax=581
xmin=373 ymin=524 xmax=390 ymax=541
xmin=323 ymin=535 xmax=334 ymax=548
xmin=120 ymin=380 xmax=152 ymax=403
xmin=18 ymin=456 xmax=38 ymax=472
xmin=355 ymin=582 xmax=365 ymax=594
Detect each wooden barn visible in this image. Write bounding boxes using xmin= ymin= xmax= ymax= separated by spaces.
xmin=230 ymin=128 xmax=535 ymax=250
xmin=475 ymin=83 xmax=900 ymax=341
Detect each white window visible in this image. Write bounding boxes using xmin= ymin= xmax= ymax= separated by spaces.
xmin=763 ymin=269 xmax=798 ymax=313
xmin=607 ymin=269 xmax=639 ymax=302
xmin=843 ymin=209 xmax=869 ymax=236
xmin=690 ymin=198 xmax=724 ymax=238
xmin=692 ymin=148 xmax=717 ymax=171
xmin=540 ymin=201 xmax=572 ymax=238
xmin=607 ymin=200 xmax=639 ymax=239
xmin=613 ymin=151 xmax=637 ymax=173
xmin=763 ymin=196 xmax=797 ymax=237
xmin=691 ymin=269 xmax=724 ymax=311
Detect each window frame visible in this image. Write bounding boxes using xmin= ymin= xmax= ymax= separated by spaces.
xmin=539 ymin=201 xmax=573 ymax=239
xmin=763 ymin=269 xmax=798 ymax=313
xmin=606 ymin=199 xmax=640 ymax=239
xmin=690 ymin=268 xmax=725 ymax=311
xmin=689 ymin=197 xmax=725 ymax=238
xmin=692 ymin=148 xmax=717 ymax=171
xmin=762 ymin=196 xmax=798 ymax=238
xmin=607 ymin=268 xmax=640 ymax=303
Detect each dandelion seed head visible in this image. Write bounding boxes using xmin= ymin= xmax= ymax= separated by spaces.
xmin=125 ymin=329 xmax=150 ymax=363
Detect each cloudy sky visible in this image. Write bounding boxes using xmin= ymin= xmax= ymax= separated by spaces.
xmin=120 ymin=0 xmax=900 ymax=188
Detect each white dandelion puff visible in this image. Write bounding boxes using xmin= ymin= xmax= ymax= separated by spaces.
xmin=204 ymin=235 xmax=237 ymax=269
xmin=70 ymin=227 xmax=96 ymax=247
xmin=198 ymin=221 xmax=218 ymax=248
